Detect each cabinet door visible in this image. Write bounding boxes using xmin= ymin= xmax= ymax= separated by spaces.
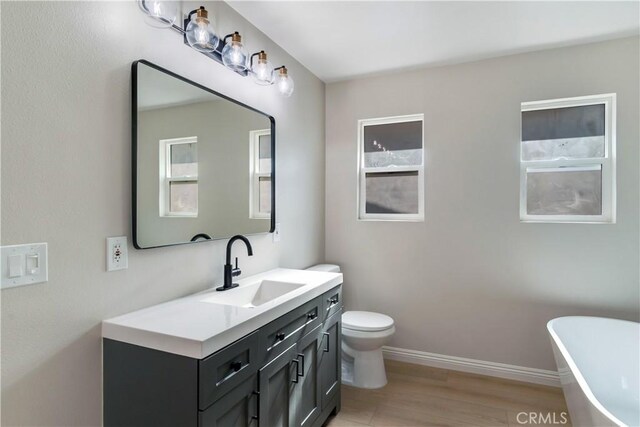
xmin=258 ymin=343 xmax=298 ymax=427
xmin=291 ymin=325 xmax=322 ymax=427
xmin=199 ymin=373 xmax=258 ymax=427
xmin=319 ymin=310 xmax=341 ymax=410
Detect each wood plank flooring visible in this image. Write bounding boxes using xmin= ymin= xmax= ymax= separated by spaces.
xmin=324 ymin=359 xmax=571 ymax=427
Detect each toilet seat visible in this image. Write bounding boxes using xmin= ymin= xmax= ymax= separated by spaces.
xmin=342 ymin=311 xmax=394 ymax=332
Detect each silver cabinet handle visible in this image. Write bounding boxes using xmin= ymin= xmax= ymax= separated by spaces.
xmin=327 ymin=296 xmax=339 ymax=308
xmin=215 ymin=361 xmax=244 ymax=387
xmin=291 ymin=359 xmax=300 ymax=383
xmin=323 ymin=332 xmax=330 ymax=353
xmin=297 ymin=353 xmax=305 ymax=377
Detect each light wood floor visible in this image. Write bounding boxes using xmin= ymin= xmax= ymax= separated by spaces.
xmin=325 ymin=360 xmax=570 ymax=427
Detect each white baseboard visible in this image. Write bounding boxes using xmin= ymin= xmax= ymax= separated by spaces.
xmin=382 ymin=346 xmax=561 ymax=387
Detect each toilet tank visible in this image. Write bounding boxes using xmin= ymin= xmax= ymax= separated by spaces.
xmin=306 ymin=264 xmax=341 ymax=273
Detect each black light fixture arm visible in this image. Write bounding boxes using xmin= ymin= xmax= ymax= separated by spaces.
xmin=249 ymin=51 xmax=267 ymax=69
xmin=223 ymin=33 xmax=237 ymax=42
xmin=249 ymin=52 xmax=259 ymax=69
xmin=186 ymin=7 xmax=204 ymax=20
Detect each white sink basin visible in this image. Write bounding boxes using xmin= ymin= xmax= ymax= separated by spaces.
xmin=200 ymin=280 xmax=305 ymax=308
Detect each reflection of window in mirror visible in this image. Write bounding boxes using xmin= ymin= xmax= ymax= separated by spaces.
xmin=250 ymin=130 xmax=271 ymax=219
xmin=159 ymin=136 xmax=198 ymax=217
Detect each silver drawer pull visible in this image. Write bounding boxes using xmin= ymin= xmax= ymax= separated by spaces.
xmin=215 ymin=361 xmax=244 ymax=387
xmin=327 ymin=296 xmax=339 ymax=307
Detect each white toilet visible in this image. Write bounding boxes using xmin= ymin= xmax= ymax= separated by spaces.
xmin=305 ymin=264 xmax=395 ymax=390
xmin=341 ymin=311 xmax=395 ymax=389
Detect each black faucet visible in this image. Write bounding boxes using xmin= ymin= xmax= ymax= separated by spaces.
xmin=217 ymin=235 xmax=253 ymax=291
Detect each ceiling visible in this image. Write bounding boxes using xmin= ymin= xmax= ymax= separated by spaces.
xmin=228 ymin=1 xmax=640 ymax=82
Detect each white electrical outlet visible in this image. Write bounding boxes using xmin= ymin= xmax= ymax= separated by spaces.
xmin=107 ymin=237 xmax=128 ymax=271
xmin=272 ymin=223 xmax=281 ymax=242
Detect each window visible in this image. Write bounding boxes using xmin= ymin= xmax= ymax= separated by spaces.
xmin=358 ymin=114 xmax=424 ymax=221
xmin=159 ymin=136 xmax=198 ymax=217
xmin=520 ymin=94 xmax=616 ymax=223
xmin=250 ymin=129 xmax=272 ymax=219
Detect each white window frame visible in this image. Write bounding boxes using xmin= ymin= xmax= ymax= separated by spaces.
xmin=159 ymin=136 xmax=198 ymax=218
xmin=249 ymin=129 xmax=271 ymax=219
xmin=357 ymin=114 xmax=425 ymax=221
xmin=520 ymin=93 xmax=616 ymax=224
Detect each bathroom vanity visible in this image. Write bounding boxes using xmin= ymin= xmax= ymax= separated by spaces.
xmin=103 ymin=269 xmax=342 ymax=427
xmin=112 ymin=60 xmax=343 ymax=426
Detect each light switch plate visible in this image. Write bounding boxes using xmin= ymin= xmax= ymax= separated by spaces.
xmin=107 ymin=237 xmax=128 ymax=271
xmin=1 ymin=243 xmax=48 ymax=289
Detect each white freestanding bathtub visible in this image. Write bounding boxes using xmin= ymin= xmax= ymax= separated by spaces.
xmin=547 ymin=317 xmax=640 ymax=427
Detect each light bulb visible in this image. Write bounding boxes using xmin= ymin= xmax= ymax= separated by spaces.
xmin=222 ymin=32 xmax=248 ymax=72
xmin=139 ymin=0 xmax=178 ymax=28
xmin=185 ymin=7 xmax=219 ymax=52
xmin=251 ymin=51 xmax=274 ymax=85
xmin=276 ymin=67 xmax=294 ymax=97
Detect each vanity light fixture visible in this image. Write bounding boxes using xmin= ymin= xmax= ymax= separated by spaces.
xmin=185 ymin=6 xmax=219 ymax=53
xmin=138 ymin=1 xmax=294 ymax=96
xmin=250 ymin=51 xmax=275 ymax=85
xmin=222 ymin=32 xmax=248 ymax=72
xmin=275 ymin=66 xmax=295 ymax=97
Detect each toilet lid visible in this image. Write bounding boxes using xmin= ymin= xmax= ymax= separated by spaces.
xmin=342 ymin=311 xmax=394 ymax=332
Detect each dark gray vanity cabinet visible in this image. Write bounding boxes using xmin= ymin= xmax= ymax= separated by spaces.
xmin=104 ymin=285 xmax=342 ymax=427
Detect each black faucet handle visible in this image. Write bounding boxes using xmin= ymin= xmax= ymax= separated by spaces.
xmin=231 ymin=257 xmax=241 ymax=277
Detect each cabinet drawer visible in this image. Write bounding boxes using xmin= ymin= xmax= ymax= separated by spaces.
xmin=258 ymin=297 xmax=321 ymax=365
xmin=199 ymin=374 xmax=258 ymax=427
xmin=199 ymin=331 xmax=259 ymax=410
xmin=321 ymin=286 xmax=342 ymax=320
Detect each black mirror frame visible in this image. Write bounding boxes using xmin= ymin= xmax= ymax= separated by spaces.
xmin=131 ymin=59 xmax=276 ymax=249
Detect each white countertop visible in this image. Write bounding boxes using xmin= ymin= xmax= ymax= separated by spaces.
xmin=102 ymin=268 xmax=343 ymax=359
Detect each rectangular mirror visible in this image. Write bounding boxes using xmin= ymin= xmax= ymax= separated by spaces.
xmin=133 ymin=60 xmax=275 ymax=249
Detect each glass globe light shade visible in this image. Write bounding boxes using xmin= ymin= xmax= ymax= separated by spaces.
xmin=276 ymin=68 xmax=294 ymax=97
xmin=185 ymin=8 xmax=219 ymax=52
xmin=139 ymin=0 xmax=178 ymax=28
xmin=251 ymin=52 xmax=274 ymax=85
xmin=222 ymin=33 xmax=248 ymax=72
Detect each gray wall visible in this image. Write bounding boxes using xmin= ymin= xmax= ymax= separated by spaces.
xmin=0 ymin=1 xmax=325 ymax=425
xmin=325 ymin=36 xmax=639 ymax=371
xmin=137 ymin=100 xmax=271 ymax=247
